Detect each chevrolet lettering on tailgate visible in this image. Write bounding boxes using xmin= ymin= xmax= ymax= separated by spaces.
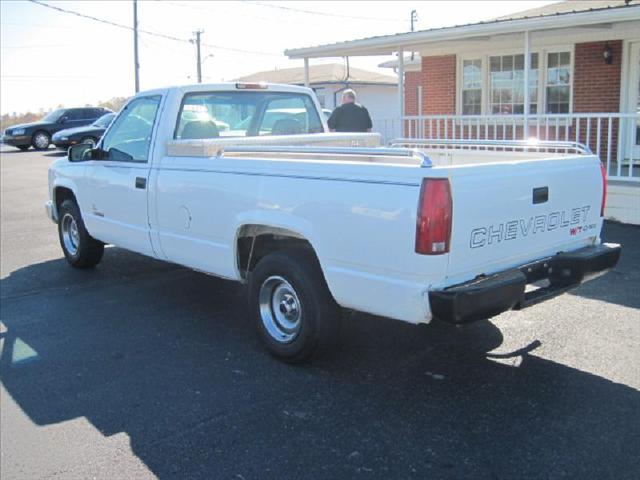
xmin=470 ymin=206 xmax=595 ymax=249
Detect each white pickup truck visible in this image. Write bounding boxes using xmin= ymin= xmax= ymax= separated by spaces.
xmin=46 ymin=82 xmax=620 ymax=362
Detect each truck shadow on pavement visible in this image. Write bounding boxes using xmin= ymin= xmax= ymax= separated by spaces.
xmin=1 ymin=248 xmax=639 ymax=479
xmin=566 ymin=221 xmax=640 ymax=309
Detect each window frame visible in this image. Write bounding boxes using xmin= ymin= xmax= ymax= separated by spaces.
xmin=487 ymin=52 xmax=540 ymax=115
xmin=543 ymin=49 xmax=573 ymax=114
xmin=461 ymin=58 xmax=483 ymax=115
xmin=100 ymin=94 xmax=162 ymax=164
xmin=64 ymin=109 xmax=84 ymax=121
xmin=174 ymin=90 xmax=323 ymax=139
xmin=456 ymin=44 xmax=574 ymax=116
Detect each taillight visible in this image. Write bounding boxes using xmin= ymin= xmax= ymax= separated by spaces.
xmin=415 ymin=178 xmax=452 ymax=255
xmin=600 ymin=162 xmax=607 ymax=217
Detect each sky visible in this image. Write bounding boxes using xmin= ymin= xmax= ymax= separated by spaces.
xmin=0 ymin=0 xmax=555 ymax=115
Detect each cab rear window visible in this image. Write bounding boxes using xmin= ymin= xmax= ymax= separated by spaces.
xmin=175 ymin=91 xmax=323 ymax=140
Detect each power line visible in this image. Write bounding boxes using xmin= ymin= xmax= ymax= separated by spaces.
xmin=157 ymin=0 xmax=355 ymax=31
xmin=1 ymin=74 xmax=101 ymax=79
xmin=200 ymin=41 xmax=279 ymax=57
xmin=26 ymin=0 xmax=281 ymax=57
xmin=0 ymin=21 xmax=70 ymax=29
xmin=249 ymin=1 xmax=405 ymax=23
xmin=27 ymin=0 xmax=187 ymax=43
xmin=1 ymin=44 xmax=75 ymax=49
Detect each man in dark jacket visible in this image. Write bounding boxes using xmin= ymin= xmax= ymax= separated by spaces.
xmin=327 ymin=89 xmax=373 ymax=133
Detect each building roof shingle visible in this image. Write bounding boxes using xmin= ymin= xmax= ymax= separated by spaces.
xmin=494 ymin=0 xmax=631 ymax=21
xmin=235 ymin=63 xmax=397 ymax=86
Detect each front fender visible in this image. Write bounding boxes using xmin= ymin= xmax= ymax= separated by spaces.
xmin=49 ymin=160 xmax=85 ymax=219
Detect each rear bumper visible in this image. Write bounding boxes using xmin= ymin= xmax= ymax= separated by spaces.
xmin=429 ymin=243 xmax=621 ymax=324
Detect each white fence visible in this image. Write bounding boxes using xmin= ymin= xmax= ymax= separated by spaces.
xmin=400 ymin=113 xmax=640 ymax=182
xmin=372 ymin=117 xmax=401 ymax=146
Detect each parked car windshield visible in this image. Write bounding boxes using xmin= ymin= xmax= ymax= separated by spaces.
xmin=175 ymin=91 xmax=324 ymax=139
xmin=41 ymin=109 xmax=65 ymax=123
xmin=92 ymin=113 xmax=116 ymax=128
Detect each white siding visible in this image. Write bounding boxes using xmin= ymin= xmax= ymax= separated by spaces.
xmin=316 ymin=83 xmax=400 ymax=144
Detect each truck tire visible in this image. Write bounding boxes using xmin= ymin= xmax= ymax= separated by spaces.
xmin=58 ymin=199 xmax=104 ymax=268
xmin=248 ymin=249 xmax=340 ymax=362
xmin=31 ymin=131 xmax=51 ymax=150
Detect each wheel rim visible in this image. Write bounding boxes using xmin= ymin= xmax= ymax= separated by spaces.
xmin=259 ymin=276 xmax=302 ymax=343
xmin=34 ymin=133 xmax=49 ymax=149
xmin=82 ymin=138 xmax=96 ymax=147
xmin=61 ymin=213 xmax=80 ymax=256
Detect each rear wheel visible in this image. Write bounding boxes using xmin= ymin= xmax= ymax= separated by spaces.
xmin=248 ymin=249 xmax=340 ymax=362
xmin=31 ymin=131 xmax=51 ymax=150
xmin=58 ymin=199 xmax=104 ymax=268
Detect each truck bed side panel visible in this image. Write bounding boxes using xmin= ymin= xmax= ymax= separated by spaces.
xmin=152 ymin=156 xmax=446 ymax=323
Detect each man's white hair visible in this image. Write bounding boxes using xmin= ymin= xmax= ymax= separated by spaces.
xmin=342 ymin=89 xmax=356 ymax=100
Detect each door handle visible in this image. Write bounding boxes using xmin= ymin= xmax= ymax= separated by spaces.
xmin=135 ymin=177 xmax=147 ymax=189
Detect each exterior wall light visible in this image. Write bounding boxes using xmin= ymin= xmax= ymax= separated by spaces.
xmin=603 ymin=44 xmax=613 ymax=65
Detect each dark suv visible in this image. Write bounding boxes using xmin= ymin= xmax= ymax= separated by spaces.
xmin=1 ymin=107 xmax=112 ymax=151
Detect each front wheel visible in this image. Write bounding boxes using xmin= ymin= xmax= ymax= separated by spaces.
xmin=248 ymin=249 xmax=340 ymax=362
xmin=31 ymin=131 xmax=51 ymax=150
xmin=58 ymin=199 xmax=104 ymax=268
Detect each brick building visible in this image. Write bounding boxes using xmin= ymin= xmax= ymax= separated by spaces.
xmin=286 ymin=1 xmax=640 ymax=224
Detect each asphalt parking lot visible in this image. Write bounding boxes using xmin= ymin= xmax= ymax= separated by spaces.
xmin=0 ymin=144 xmax=639 ymax=479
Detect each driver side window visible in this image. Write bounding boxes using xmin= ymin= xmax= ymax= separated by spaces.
xmin=101 ymin=95 xmax=161 ymax=162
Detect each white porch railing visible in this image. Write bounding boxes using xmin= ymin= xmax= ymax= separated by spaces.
xmin=372 ymin=117 xmax=402 ymax=146
xmin=399 ymin=113 xmax=640 ymax=182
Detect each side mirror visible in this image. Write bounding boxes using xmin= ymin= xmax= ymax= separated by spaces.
xmin=59 ymin=116 xmax=68 ymax=124
xmin=68 ymin=143 xmax=99 ymax=162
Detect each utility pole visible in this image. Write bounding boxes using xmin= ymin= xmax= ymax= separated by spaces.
xmin=193 ymin=30 xmax=204 ymax=83
xmin=133 ymin=0 xmax=139 ymax=93
xmin=410 ymin=10 xmax=418 ymax=61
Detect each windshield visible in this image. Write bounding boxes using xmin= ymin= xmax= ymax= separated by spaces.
xmin=41 ymin=109 xmax=65 ymax=123
xmin=175 ymin=91 xmax=324 ymax=139
xmin=92 ymin=113 xmax=116 ymax=128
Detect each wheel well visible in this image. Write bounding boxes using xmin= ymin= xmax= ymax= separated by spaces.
xmin=32 ymin=129 xmax=50 ymax=140
xmin=236 ymin=225 xmax=317 ymax=280
xmin=54 ymin=187 xmax=76 ymax=212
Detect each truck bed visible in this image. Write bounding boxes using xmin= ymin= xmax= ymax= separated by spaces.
xmin=167 ymin=134 xmax=590 ymax=170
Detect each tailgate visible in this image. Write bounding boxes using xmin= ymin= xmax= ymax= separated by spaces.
xmin=444 ymin=155 xmax=604 ymax=285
